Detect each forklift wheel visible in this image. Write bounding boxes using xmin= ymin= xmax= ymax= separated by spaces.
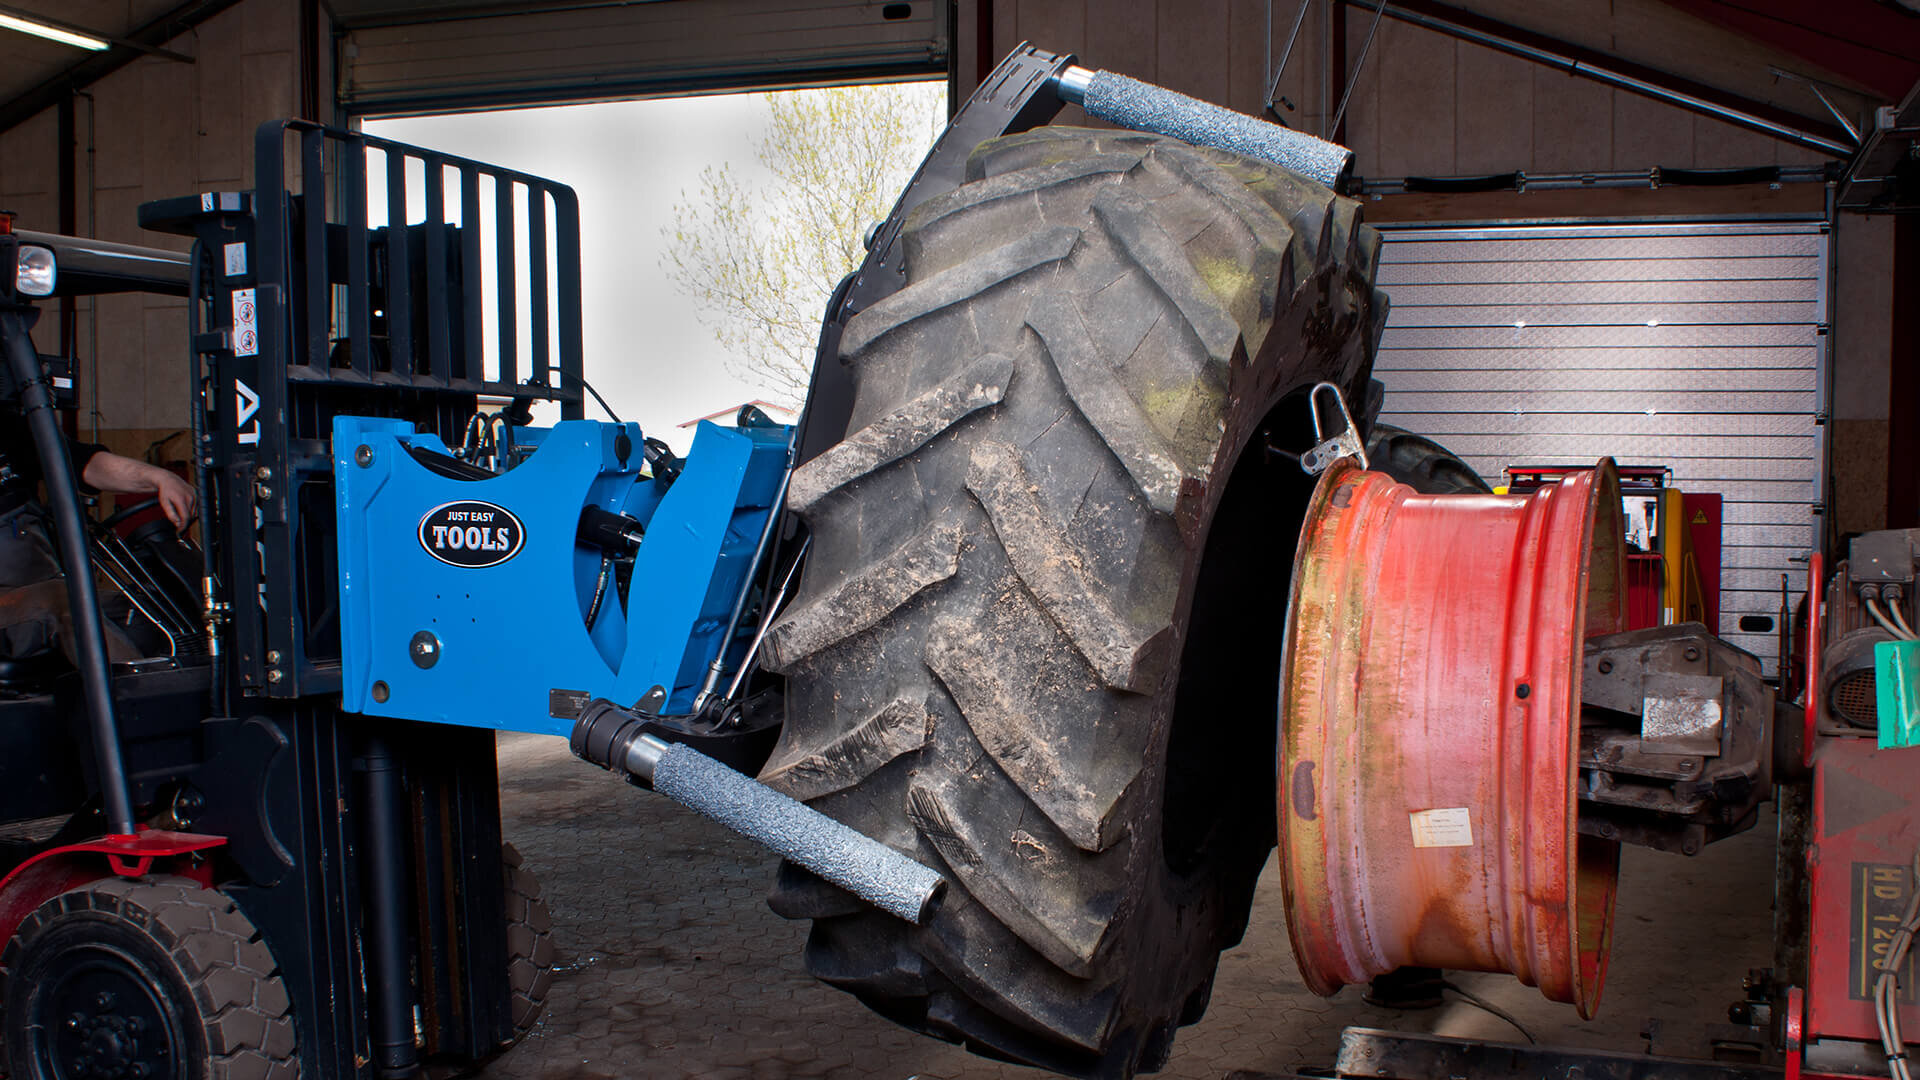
xmin=502 ymin=843 xmax=554 ymax=1033
xmin=423 ymin=844 xmax=552 ymax=1080
xmin=0 ymin=875 xmax=296 ymax=1080
xmin=762 ymin=126 xmax=1385 ymax=1077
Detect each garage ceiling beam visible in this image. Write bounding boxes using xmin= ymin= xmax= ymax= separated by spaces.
xmin=0 ymin=0 xmax=243 ymax=137
xmin=1346 ymin=0 xmax=1856 ymax=156
xmin=1653 ymin=0 xmax=1920 ymax=105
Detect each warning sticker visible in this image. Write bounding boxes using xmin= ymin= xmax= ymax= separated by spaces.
xmin=231 ymin=288 xmax=258 ymax=357
xmin=1410 ymin=808 xmax=1474 ymax=848
xmin=223 ymin=242 xmax=247 ymax=278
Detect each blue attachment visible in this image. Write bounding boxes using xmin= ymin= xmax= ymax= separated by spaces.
xmin=334 ymin=415 xmax=791 ymax=734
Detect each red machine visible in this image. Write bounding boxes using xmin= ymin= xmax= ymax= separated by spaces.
xmin=1507 ymin=464 xmax=1723 ymax=634
xmin=1798 ymin=534 xmax=1920 ymax=1079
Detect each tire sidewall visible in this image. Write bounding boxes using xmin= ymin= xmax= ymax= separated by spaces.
xmin=1130 ymin=362 xmax=1360 ymax=1009
xmin=3 ymin=898 xmax=210 ymax=1080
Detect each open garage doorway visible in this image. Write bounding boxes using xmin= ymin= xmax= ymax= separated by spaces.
xmin=363 ymin=80 xmax=945 ymax=447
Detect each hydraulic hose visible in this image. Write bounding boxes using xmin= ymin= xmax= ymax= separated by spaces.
xmin=186 ymin=243 xmax=224 ymax=713
xmin=2 ymin=307 xmax=137 ymax=836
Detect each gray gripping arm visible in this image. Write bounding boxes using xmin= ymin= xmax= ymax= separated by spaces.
xmin=1061 ymin=68 xmax=1353 ymax=190
xmin=646 ymin=739 xmax=946 ymax=924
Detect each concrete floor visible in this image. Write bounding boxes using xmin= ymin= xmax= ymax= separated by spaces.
xmin=485 ymin=732 xmax=1776 ymax=1080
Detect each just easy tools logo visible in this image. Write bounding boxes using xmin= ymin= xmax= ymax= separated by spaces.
xmin=418 ymin=500 xmax=525 ymax=569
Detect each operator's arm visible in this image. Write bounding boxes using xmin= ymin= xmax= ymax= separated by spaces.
xmin=80 ymin=451 xmax=197 ymax=531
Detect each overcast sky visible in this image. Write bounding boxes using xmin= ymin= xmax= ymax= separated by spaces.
xmin=367 ymin=84 xmax=938 ymax=448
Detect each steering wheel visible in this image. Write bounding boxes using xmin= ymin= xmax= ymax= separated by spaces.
xmin=100 ymin=497 xmax=160 ymax=530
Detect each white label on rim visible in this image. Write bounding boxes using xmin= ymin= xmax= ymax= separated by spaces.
xmin=1410 ymin=807 xmax=1474 ymax=848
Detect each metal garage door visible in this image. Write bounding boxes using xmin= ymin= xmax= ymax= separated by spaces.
xmin=1371 ymin=220 xmax=1827 ymax=677
xmin=335 ymin=0 xmax=949 ymax=116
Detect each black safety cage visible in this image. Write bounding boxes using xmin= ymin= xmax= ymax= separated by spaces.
xmin=142 ymin=119 xmax=585 ymax=701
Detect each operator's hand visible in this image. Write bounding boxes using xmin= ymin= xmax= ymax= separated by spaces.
xmin=82 ymin=450 xmax=198 ymax=532
xmin=152 ymin=468 xmax=197 ymax=532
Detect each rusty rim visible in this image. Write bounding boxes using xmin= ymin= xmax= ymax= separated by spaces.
xmin=1276 ymin=458 xmax=1625 ymax=1016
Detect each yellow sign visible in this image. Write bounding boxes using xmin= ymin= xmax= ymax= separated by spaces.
xmin=1691 ymin=509 xmax=1708 ymax=525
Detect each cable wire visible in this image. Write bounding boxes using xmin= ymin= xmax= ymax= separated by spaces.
xmin=1873 ymin=851 xmax=1919 ymax=1080
xmin=1891 ymin=600 xmax=1918 ymax=643
xmin=549 ymin=369 xmax=621 ymax=423
xmin=1867 ymin=596 xmax=1917 ymax=641
xmin=1439 ymin=980 xmax=1537 ymax=1045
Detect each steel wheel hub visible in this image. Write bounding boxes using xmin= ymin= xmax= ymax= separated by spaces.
xmin=35 ymin=951 xmax=181 ymax=1080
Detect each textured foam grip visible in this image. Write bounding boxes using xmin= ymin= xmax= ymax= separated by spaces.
xmin=1081 ymin=71 xmax=1353 ymax=189
xmin=650 ymin=742 xmax=945 ymax=924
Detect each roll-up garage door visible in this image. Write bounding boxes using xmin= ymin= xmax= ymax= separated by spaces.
xmin=1371 ymin=220 xmax=1827 ymax=677
xmin=336 ymin=0 xmax=948 ymax=116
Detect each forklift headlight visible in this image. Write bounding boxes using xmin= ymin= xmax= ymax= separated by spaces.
xmin=14 ymin=245 xmax=54 ymax=296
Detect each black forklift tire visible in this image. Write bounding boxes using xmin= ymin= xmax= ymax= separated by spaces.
xmin=502 ymin=842 xmax=554 ymax=1034
xmin=0 ymin=875 xmax=297 ymax=1080
xmin=403 ymin=843 xmax=555 ymax=1080
xmin=760 ymin=127 xmax=1385 ymax=1078
xmin=1362 ymin=422 xmax=1491 ymax=495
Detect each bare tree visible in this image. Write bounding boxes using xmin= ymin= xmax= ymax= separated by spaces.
xmin=663 ymin=81 xmax=946 ymax=407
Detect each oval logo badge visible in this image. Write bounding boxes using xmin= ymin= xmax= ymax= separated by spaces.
xmin=418 ymin=500 xmax=525 ymax=568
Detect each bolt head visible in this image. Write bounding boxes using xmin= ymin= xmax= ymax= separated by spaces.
xmin=354 ymin=444 xmax=374 ymax=467
xmin=265 ymin=650 xmax=281 ymax=664
xmin=1598 ymin=659 xmax=1613 ymax=674
xmin=266 ymin=668 xmax=284 ymax=684
xmin=254 ymin=466 xmax=272 ymax=481
xmin=409 ymin=631 xmax=441 ymax=669
xmin=93 ymin=991 xmax=115 ymax=1011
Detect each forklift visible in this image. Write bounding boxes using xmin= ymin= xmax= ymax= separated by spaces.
xmin=0 ymin=139 xmax=568 ymax=1078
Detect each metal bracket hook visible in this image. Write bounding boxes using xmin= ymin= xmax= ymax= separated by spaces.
xmin=1298 ymin=381 xmax=1369 ymax=475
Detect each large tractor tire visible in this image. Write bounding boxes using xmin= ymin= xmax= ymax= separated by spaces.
xmin=1363 ymin=421 xmax=1491 ymax=495
xmin=758 ymin=127 xmax=1386 ymax=1078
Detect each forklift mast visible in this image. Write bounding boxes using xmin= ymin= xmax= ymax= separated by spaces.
xmin=134 ymin=120 xmax=588 ymax=1078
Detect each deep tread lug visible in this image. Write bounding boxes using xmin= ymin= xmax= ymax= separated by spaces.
xmin=762 ymin=520 xmax=966 ymax=672
xmin=759 ymin=695 xmax=934 ymax=801
xmin=788 ymin=352 xmax=1015 ymax=514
